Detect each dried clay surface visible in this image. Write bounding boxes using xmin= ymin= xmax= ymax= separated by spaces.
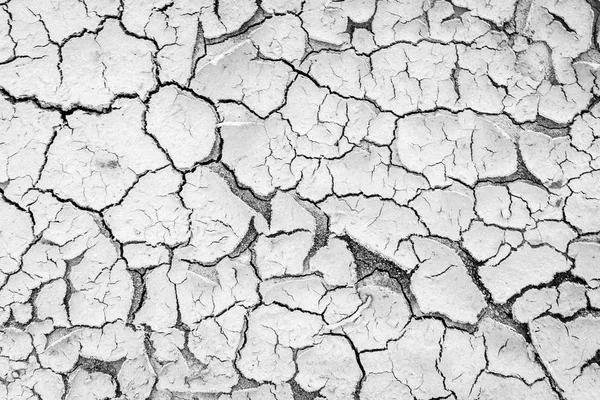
xmin=2 ymin=0 xmax=600 ymax=399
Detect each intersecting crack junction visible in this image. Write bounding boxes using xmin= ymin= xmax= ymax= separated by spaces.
xmin=2 ymin=0 xmax=600 ymax=399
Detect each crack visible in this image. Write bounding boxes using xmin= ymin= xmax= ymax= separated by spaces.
xmin=2 ymin=2 xmax=600 ymax=399
xmin=205 ymin=8 xmax=266 ymax=46
xmin=208 ymin=162 xmax=272 ymax=221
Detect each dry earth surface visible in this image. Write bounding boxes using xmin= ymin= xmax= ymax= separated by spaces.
xmin=1 ymin=0 xmax=600 ymax=399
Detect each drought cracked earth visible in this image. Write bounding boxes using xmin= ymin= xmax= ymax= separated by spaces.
xmin=2 ymin=0 xmax=600 ymax=399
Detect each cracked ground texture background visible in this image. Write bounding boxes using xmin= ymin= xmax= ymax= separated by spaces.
xmin=3 ymin=1 xmax=600 ymax=400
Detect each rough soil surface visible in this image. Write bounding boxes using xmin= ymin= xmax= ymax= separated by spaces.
xmin=1 ymin=0 xmax=600 ymax=399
